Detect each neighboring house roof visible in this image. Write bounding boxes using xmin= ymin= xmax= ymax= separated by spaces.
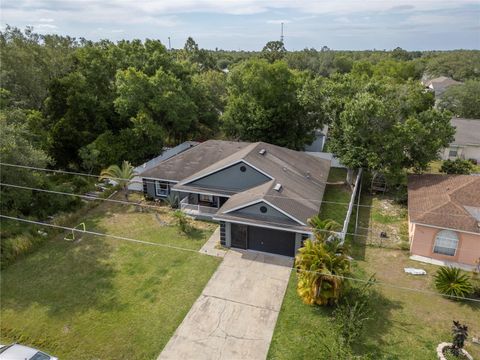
xmin=451 ymin=118 xmax=480 ymax=146
xmin=408 ymin=174 xmax=480 ymax=234
xmin=140 ymin=140 xmax=251 ymax=181
xmin=423 ymin=76 xmax=462 ymax=97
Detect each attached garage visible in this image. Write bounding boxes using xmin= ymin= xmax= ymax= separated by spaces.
xmin=230 ymin=223 xmax=296 ymax=257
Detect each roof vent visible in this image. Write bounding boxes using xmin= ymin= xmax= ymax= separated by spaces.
xmin=274 ymin=183 xmax=282 ymax=191
xmin=259 ymin=148 xmax=266 ymax=155
xmin=306 ymin=171 xmax=311 ymax=178
xmin=283 ymin=167 xmax=287 ymax=171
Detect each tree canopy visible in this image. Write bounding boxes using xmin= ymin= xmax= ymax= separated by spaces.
xmin=222 ymin=59 xmax=316 ymax=149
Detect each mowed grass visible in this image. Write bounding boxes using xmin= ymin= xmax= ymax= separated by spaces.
xmin=319 ymin=168 xmax=351 ymax=225
xmin=0 ymin=200 xmax=220 ymax=359
xmin=269 ymin=246 xmax=480 ymax=360
xmin=270 ymin=173 xmax=479 ymax=360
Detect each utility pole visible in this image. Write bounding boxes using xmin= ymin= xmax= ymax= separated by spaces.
xmin=168 ymin=37 xmax=171 ymax=50
xmin=280 ymin=22 xmax=284 ymax=43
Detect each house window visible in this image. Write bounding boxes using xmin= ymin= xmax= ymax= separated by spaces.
xmin=240 ymin=165 xmax=247 ymax=172
xmin=449 ymin=147 xmax=458 ymax=157
xmin=260 ymin=205 xmax=268 ymax=213
xmin=433 ymin=230 xmax=459 ymax=256
xmin=155 ymin=181 xmax=169 ymax=197
xmin=199 ymin=194 xmax=214 ymax=203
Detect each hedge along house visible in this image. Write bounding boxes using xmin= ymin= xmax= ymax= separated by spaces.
xmin=408 ymin=174 xmax=480 ymax=271
xmin=140 ymin=140 xmax=331 ymax=257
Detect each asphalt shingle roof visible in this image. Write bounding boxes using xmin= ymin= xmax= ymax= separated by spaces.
xmin=408 ymin=174 xmax=480 ymax=234
xmin=451 ymin=118 xmax=480 ymax=146
xmin=140 ymin=140 xmax=251 ymax=181
xmin=142 ymin=140 xmax=331 ymax=229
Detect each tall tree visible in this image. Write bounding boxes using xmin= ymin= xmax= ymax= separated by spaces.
xmin=261 ymin=40 xmax=286 ymax=63
xmin=438 ymin=80 xmax=480 ymax=118
xmin=222 ymin=59 xmax=315 ymax=149
xmin=326 ymin=79 xmax=454 ymax=179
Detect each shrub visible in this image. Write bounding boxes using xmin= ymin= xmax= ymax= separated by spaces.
xmin=450 ymin=321 xmax=469 ymax=357
xmin=173 ymin=210 xmax=190 ymax=233
xmin=440 ymin=159 xmax=474 ymax=175
xmin=434 ymin=267 xmax=473 ymax=298
xmin=165 ymin=193 xmax=180 ymax=209
xmin=333 ymin=276 xmax=376 ymax=346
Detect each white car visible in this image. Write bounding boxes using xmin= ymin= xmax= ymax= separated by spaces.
xmin=0 ymin=344 xmax=57 ymax=360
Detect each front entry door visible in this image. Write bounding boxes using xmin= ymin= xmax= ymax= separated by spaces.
xmin=231 ymin=223 xmax=248 ymax=249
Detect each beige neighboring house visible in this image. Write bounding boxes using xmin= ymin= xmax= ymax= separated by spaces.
xmin=408 ymin=174 xmax=480 ymax=271
xmin=423 ymin=76 xmax=462 ymax=98
xmin=441 ymin=118 xmax=480 ymax=163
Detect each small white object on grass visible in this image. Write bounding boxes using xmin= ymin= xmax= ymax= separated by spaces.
xmin=404 ymin=267 xmax=427 ymax=275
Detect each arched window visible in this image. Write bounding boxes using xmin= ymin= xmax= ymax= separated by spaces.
xmin=433 ymin=230 xmax=459 ymax=256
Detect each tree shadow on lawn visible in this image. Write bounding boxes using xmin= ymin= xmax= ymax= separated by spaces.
xmin=185 ymin=226 xmax=209 ymax=241
xmin=1 ymin=216 xmax=124 ymax=317
xmin=349 ymin=288 xmax=405 ymax=359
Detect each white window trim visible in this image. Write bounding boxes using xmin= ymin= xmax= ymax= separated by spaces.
xmin=432 ymin=230 xmax=459 ymax=257
xmin=155 ymin=181 xmax=170 ymax=197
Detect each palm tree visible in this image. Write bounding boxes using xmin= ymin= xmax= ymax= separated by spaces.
xmin=434 ymin=266 xmax=473 ymax=298
xmin=308 ymin=215 xmax=341 ymax=242
xmin=295 ymin=237 xmax=351 ymax=305
xmin=99 ymin=161 xmax=136 ymax=201
xmin=295 ymin=216 xmax=350 ymax=306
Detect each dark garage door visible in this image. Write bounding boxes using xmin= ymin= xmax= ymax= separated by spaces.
xmin=247 ymin=226 xmax=295 ymax=257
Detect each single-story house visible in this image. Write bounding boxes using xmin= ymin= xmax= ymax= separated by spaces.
xmin=304 ymin=126 xmax=328 ymax=153
xmin=128 ymin=141 xmax=199 ymax=191
xmin=423 ymin=76 xmax=462 ymax=98
xmin=140 ymin=140 xmax=332 ymax=257
xmin=441 ymin=118 xmax=480 ymax=163
xmin=408 ymin=174 xmax=480 ymax=270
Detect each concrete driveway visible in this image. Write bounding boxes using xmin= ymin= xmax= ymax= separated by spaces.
xmin=158 ymin=249 xmax=293 ymax=360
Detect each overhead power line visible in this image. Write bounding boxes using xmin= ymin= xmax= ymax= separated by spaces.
xmin=0 ymin=181 xmax=475 ymax=220
xmin=0 ymin=214 xmax=198 ymax=254
xmin=1 ymin=214 xmax=479 ymax=304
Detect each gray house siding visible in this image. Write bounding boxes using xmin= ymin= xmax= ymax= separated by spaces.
xmin=188 ymin=162 xmax=270 ymax=191
xmin=143 ymin=179 xmax=176 ymax=199
xmin=232 ymin=202 xmax=299 ymax=225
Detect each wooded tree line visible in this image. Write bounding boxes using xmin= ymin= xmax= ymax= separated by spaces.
xmin=1 ymin=26 xmax=479 ymax=219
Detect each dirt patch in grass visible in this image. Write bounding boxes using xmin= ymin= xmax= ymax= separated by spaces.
xmin=354 ymin=193 xmax=409 ymax=251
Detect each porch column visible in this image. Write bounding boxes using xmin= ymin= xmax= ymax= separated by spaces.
xmin=225 ymin=222 xmax=232 ymax=247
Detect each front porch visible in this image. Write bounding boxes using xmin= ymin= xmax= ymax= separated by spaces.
xmin=179 ymin=193 xmax=228 ymax=219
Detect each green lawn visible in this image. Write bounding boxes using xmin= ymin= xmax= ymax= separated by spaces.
xmin=319 ymin=168 xmax=352 ymax=225
xmin=0 ymin=199 xmax=220 ymax=359
xmin=269 ymin=246 xmax=480 ymax=360
xmin=269 ymin=175 xmax=480 ymax=360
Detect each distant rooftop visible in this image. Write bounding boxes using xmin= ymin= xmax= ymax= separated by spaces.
xmin=451 ymin=118 xmax=480 ymax=146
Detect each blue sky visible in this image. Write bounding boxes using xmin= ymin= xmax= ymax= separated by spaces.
xmin=1 ymin=0 xmax=479 ymax=50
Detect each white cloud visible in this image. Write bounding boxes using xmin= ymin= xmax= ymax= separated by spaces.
xmin=35 ymin=23 xmax=57 ymax=29
xmin=38 ymin=18 xmax=54 ymax=22
xmin=3 ymin=0 xmax=478 ymax=20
